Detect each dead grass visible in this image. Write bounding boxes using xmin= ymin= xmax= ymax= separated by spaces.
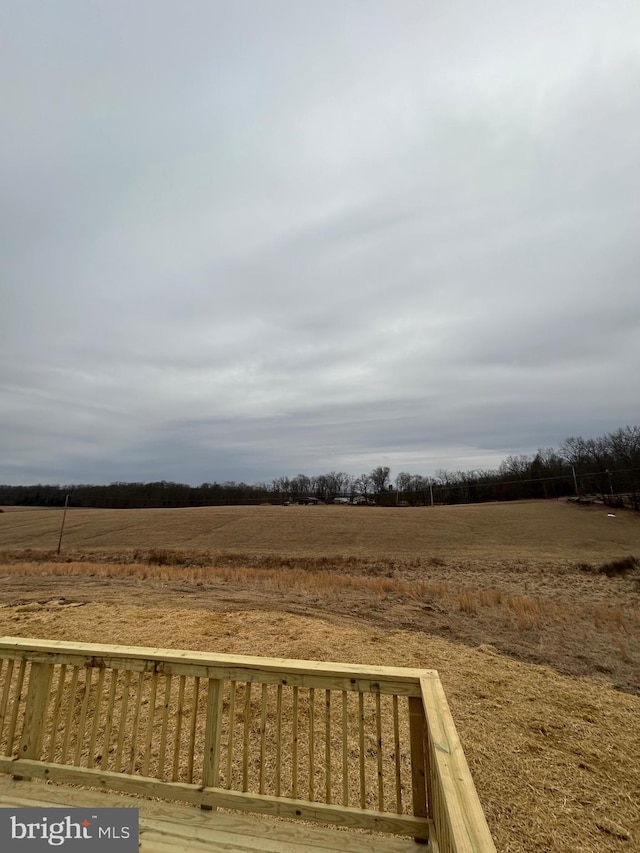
xmin=0 ymin=603 xmax=638 ymax=853
xmin=508 ymin=595 xmax=543 ymax=631
xmin=458 ymin=586 xmax=478 ymax=614
xmin=2 ymin=560 xmax=639 ymax=640
xmin=2 ymin=501 xmax=639 ymax=563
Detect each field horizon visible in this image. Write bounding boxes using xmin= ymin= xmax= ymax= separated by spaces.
xmin=2 ymin=498 xmax=640 ymax=560
xmin=1 ymin=498 xmax=639 ymax=851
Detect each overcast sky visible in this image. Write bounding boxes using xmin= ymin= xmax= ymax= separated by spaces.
xmin=1 ymin=1 xmax=639 ymax=486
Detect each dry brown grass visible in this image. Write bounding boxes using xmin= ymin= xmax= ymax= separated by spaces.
xmin=2 ymin=559 xmax=639 ymax=635
xmin=508 ymin=595 xmax=543 ymax=631
xmin=2 ymin=501 xmax=640 ymax=562
xmin=457 ymin=586 xmax=478 ymax=614
xmin=0 ymin=603 xmax=638 ymax=853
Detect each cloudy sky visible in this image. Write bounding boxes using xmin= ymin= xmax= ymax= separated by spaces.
xmin=2 ymin=1 xmax=639 ymax=486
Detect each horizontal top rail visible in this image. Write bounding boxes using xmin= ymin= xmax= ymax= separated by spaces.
xmin=0 ymin=637 xmax=431 ymax=695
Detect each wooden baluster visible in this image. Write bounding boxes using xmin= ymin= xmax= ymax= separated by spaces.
xmin=100 ymin=669 xmax=119 ymax=770
xmin=114 ymin=670 xmax=131 ymax=773
xmin=275 ymin=684 xmax=282 ymax=797
xmin=142 ymin=672 xmax=158 ymax=776
xmin=157 ymin=674 xmax=172 ymax=781
xmin=47 ymin=665 xmax=67 ymax=762
xmin=0 ymin=658 xmax=15 ymax=748
xmin=18 ymin=661 xmax=54 ymax=777
xmin=74 ymin=668 xmax=93 ymax=766
xmin=376 ymin=691 xmax=384 ymax=811
xmin=325 ymin=689 xmax=331 ymax=804
xmin=424 ymin=714 xmax=434 ymax=820
xmin=6 ymin=659 xmax=26 ymax=756
xmin=258 ymin=683 xmax=267 ymax=794
xmin=87 ymin=667 xmax=106 ymax=768
xmin=408 ymin=695 xmax=428 ymax=844
xmin=226 ymin=680 xmax=236 ymax=789
xmin=202 ymin=678 xmax=224 ymax=793
xmin=392 ymin=694 xmax=402 ymax=814
xmin=186 ymin=677 xmax=200 ymax=784
xmin=242 ymin=682 xmax=251 ymax=792
xmin=342 ymin=690 xmax=349 ymax=807
xmin=308 ymin=687 xmax=315 ymax=801
xmin=292 ymin=686 xmax=298 ymax=799
xmin=127 ymin=671 xmax=145 ymax=774
xmin=172 ymin=675 xmax=186 ymax=782
xmin=61 ymin=667 xmax=80 ymax=764
xmin=358 ymin=692 xmax=365 ymax=808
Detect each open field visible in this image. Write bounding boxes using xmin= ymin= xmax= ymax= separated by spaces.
xmin=2 ymin=500 xmax=640 ymax=560
xmin=1 ymin=500 xmax=639 ymax=850
xmin=1 ymin=500 xmax=639 ymax=692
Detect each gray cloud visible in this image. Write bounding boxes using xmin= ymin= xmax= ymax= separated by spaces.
xmin=1 ymin=1 xmax=639 ymax=486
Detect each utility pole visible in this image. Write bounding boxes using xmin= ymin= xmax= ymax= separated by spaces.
xmin=571 ymin=466 xmax=579 ymax=497
xmin=429 ymin=478 xmax=434 ymax=507
xmin=57 ymin=494 xmax=70 ymax=555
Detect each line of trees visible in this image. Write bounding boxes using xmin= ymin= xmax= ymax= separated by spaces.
xmin=1 ymin=426 xmax=638 ymax=511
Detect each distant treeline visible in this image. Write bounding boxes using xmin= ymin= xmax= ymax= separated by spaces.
xmin=1 ymin=426 xmax=639 ymax=511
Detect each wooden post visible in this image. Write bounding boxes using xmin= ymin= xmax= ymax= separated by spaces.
xmin=202 ymin=677 xmax=224 ymax=809
xmin=420 ymin=674 xmax=497 ymax=853
xmin=408 ymin=695 xmax=428 ymax=844
xmin=56 ymin=494 xmax=70 ymax=554
xmin=17 ymin=662 xmax=54 ymax=779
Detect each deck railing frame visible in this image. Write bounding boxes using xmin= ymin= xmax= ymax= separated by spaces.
xmin=0 ymin=637 xmax=495 ymax=852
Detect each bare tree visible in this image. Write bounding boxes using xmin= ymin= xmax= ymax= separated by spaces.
xmin=353 ymin=473 xmax=372 ymax=497
xmin=369 ymin=466 xmax=391 ymax=501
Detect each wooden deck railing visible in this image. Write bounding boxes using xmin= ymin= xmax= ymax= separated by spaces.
xmin=0 ymin=637 xmax=495 ymax=852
